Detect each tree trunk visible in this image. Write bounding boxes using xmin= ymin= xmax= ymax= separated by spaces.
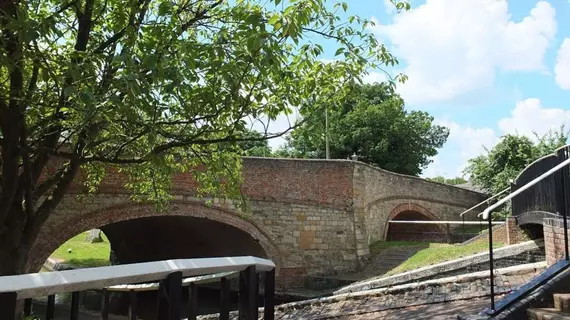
xmin=0 ymin=237 xmax=32 ymax=320
xmin=85 ymin=229 xmax=104 ymax=243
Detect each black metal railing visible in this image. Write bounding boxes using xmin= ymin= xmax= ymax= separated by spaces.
xmin=481 ymin=147 xmax=570 ymax=313
xmin=0 ymin=256 xmax=275 ymax=320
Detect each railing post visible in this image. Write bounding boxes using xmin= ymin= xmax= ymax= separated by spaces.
xmin=24 ymin=298 xmax=32 ymax=316
xmin=186 ymin=282 xmax=198 ymax=320
xmin=101 ymin=289 xmax=109 ymax=320
xmin=128 ymin=289 xmax=137 ymax=320
xmin=557 ymin=148 xmax=570 ymax=261
xmin=157 ymin=271 xmax=183 ymax=320
xmin=46 ymin=294 xmax=55 ymax=320
xmin=561 ymin=148 xmax=570 ymax=261
xmin=70 ymin=291 xmax=80 ymax=320
xmin=239 ymin=266 xmax=257 ymax=320
xmin=264 ymin=269 xmax=275 ymax=320
xmin=220 ymin=277 xmax=230 ymax=320
xmin=488 ymin=214 xmax=495 ymax=312
xmin=0 ymin=292 xmax=17 ymax=320
xmin=462 ymin=215 xmax=466 ymax=242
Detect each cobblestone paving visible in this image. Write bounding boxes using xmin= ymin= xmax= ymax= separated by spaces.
xmin=335 ymin=297 xmax=490 ymax=320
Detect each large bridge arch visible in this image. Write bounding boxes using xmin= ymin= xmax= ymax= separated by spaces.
xmin=383 ymin=203 xmax=446 ymax=242
xmin=28 ymin=201 xmax=280 ymax=273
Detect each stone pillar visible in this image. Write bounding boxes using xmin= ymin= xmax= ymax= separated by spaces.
xmin=506 ymin=216 xmax=521 ymax=245
xmin=544 ymin=218 xmax=567 ymax=266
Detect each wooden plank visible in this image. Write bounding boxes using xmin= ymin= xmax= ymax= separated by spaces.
xmin=264 ymin=269 xmax=275 ymax=320
xmin=0 ymin=292 xmax=17 ymax=320
xmin=0 ymin=256 xmax=274 ymax=299
xmin=220 ymin=277 xmax=230 ymax=320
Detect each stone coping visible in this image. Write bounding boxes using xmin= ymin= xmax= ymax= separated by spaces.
xmin=335 ymin=239 xmax=544 ymax=295
xmin=304 ymin=261 xmax=546 ymax=308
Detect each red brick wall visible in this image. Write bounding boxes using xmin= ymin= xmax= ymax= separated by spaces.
xmin=544 ymin=218 xmax=569 ymax=265
xmin=56 ymin=157 xmax=355 ymax=210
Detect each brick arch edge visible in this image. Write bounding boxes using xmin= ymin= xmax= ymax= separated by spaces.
xmin=382 ymin=202 xmax=443 ymax=241
xmin=28 ymin=201 xmax=280 ymax=273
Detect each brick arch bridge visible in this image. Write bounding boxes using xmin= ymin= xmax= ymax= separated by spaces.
xmin=30 ymin=158 xmax=486 ymax=289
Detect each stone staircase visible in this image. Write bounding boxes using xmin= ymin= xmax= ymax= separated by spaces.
xmin=528 ymin=294 xmax=570 ymax=319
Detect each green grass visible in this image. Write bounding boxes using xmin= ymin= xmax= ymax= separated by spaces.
xmin=50 ymin=232 xmax=111 ymax=268
xmin=370 ymin=240 xmax=505 ymax=276
xmin=369 ymin=240 xmax=427 ymax=254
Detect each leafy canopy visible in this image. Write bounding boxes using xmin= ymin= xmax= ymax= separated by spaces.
xmin=427 ymin=176 xmax=467 ymax=185
xmin=0 ymin=0 xmax=408 ymax=273
xmin=275 ymin=83 xmax=449 ymax=176
xmin=464 ymin=127 xmax=570 ymax=195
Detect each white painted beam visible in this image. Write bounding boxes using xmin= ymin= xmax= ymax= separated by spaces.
xmin=0 ymin=256 xmax=274 ymax=299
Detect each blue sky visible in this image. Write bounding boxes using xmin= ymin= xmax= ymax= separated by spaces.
xmin=263 ymin=0 xmax=570 ymax=179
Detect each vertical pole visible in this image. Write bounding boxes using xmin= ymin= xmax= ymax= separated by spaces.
xmin=167 ymin=272 xmax=183 ymax=320
xmin=70 ymin=291 xmax=80 ymax=320
xmin=101 ymin=289 xmax=109 ymax=320
xmin=0 ymin=292 xmax=17 ymax=320
xmin=239 ymin=266 xmax=257 ymax=320
xmin=220 ymin=277 xmax=230 ymax=320
xmin=24 ymin=298 xmax=32 ymax=316
xmin=46 ymin=294 xmax=55 ymax=320
xmin=157 ymin=271 xmax=183 ymax=320
xmin=462 ymin=215 xmax=466 ymax=242
xmin=264 ymin=269 xmax=275 ymax=320
xmin=562 ymin=149 xmax=570 ymax=261
xmin=128 ymin=290 xmax=137 ymax=320
xmin=187 ymin=283 xmax=198 ymax=320
xmin=488 ymin=215 xmax=495 ymax=312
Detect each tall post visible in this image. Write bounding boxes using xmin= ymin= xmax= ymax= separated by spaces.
xmin=561 ymin=149 xmax=570 ymax=261
xmin=488 ymin=214 xmax=495 ymax=312
xmin=325 ymin=106 xmax=330 ymax=159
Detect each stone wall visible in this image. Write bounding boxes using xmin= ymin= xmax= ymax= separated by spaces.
xmin=352 ymin=162 xmax=488 ymax=246
xmin=32 ymin=157 xmax=487 ymax=290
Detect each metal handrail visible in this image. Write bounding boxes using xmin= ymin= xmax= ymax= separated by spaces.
xmin=481 ymin=157 xmax=570 ymax=220
xmin=459 ymin=187 xmax=510 ymax=217
xmin=483 ymin=156 xmax=570 ymax=313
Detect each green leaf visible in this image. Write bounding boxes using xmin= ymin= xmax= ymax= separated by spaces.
xmin=268 ymin=14 xmax=279 ymax=25
xmin=63 ymin=86 xmax=77 ymax=97
xmin=335 ymin=48 xmax=345 ymax=56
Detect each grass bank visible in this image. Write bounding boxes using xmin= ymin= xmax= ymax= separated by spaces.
xmin=50 ymin=231 xmax=111 ymax=268
xmin=370 ymin=240 xmax=504 ymax=276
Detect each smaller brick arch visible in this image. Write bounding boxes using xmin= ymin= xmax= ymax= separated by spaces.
xmin=383 ymin=203 xmax=444 ymax=241
xmin=28 ymin=201 xmax=280 ymax=272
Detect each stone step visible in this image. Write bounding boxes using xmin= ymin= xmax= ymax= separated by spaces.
xmin=554 ymin=294 xmax=570 ymax=313
xmin=528 ymin=308 xmax=570 ymax=320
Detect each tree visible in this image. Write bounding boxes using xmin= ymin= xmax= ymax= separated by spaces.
xmin=237 ymin=130 xmax=272 ymax=157
xmin=0 ymin=0 xmax=406 ymax=277
xmin=275 ymin=83 xmax=449 ymax=176
xmin=464 ymin=126 xmax=570 ymax=195
xmin=427 ymin=176 xmax=467 ymax=185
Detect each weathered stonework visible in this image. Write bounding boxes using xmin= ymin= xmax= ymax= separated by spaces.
xmin=31 ymin=158 xmax=487 ymax=289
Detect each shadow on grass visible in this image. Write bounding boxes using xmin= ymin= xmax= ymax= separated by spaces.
xmin=64 ymin=258 xmax=109 ymax=268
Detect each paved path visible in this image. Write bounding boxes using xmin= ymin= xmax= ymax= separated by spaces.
xmin=335 ymin=297 xmax=489 ymax=319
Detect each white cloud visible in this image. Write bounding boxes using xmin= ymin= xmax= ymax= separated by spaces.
xmin=362 ymin=71 xmax=387 ymax=84
xmin=430 ymin=98 xmax=570 ymax=178
xmin=498 ymin=98 xmax=570 ymax=137
xmin=555 ymin=38 xmax=570 ymax=90
xmin=369 ymin=0 xmax=557 ymax=104
xmin=437 ymin=119 xmax=498 ymax=162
